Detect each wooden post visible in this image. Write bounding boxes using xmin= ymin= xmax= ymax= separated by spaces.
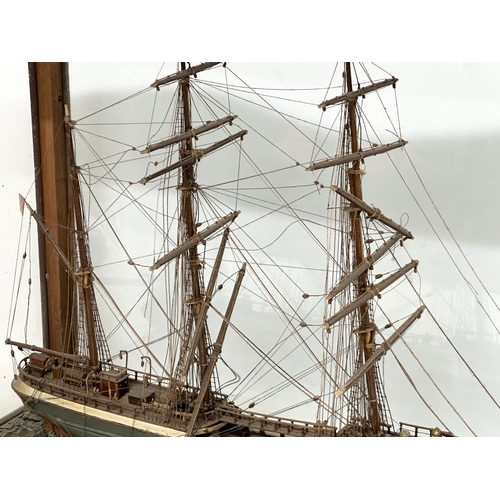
xmin=29 ymin=62 xmax=74 ymax=354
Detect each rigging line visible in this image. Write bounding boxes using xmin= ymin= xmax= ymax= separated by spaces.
xmin=87 ymin=178 xmax=167 ymax=237
xmin=217 ymin=146 xmax=336 ymax=263
xmin=223 ymin=64 xmax=231 ymax=115
xmin=404 ymin=148 xmax=500 ymax=319
xmin=311 ymin=106 xmax=342 ymax=173
xmin=200 ymin=247 xmax=318 ymax=326
xmin=203 ymin=162 xmax=307 ymax=189
xmin=96 ymin=272 xmax=156 ymax=345
xmin=75 ymin=146 xmax=150 ymax=171
xmin=418 ymin=278 xmax=473 ymax=333
xmin=360 ymin=127 xmax=499 ymax=342
xmin=84 ymin=174 xmax=172 ymax=246
xmin=415 ymin=293 xmax=500 ymax=413
xmin=231 ymin=297 xmax=326 ymax=403
xmin=390 ymin=354 xmax=456 ymax=433
xmin=78 ymin=174 xmax=178 ymax=333
xmin=76 ymin=136 xmax=173 ymax=242
xmin=146 ymin=83 xmax=159 ymax=145
xmin=92 ymin=284 xmax=149 ymax=362
xmin=6 ymin=214 xmax=29 ymax=341
xmin=228 ymin=227 xmax=316 ymax=318
xmin=310 ymin=63 xmax=339 ymax=166
xmin=223 ymin=230 xmax=345 ymax=392
xmin=75 ymin=86 xmax=153 ymax=122
xmin=235 ymin=324 xmax=356 ymax=425
xmin=148 ymin=171 xmax=177 ymax=321
xmin=75 ymin=126 xmax=139 ymax=150
xmin=381 ymin=223 xmax=500 ymax=414
xmin=185 ymin=137 xmax=337 ymax=271
xmin=76 ymin=121 xmax=177 ymax=127
xmin=209 ymin=185 xmax=331 ymax=227
xmin=353 ymin=102 xmax=398 ymax=154
xmin=79 ymin=148 xmax=132 ymax=187
xmin=197 ymin=76 xmax=338 ymax=93
xmin=198 ymin=78 xmax=325 ymax=107
xmin=376 ymin=302 xmax=475 ymax=435
xmin=236 ymin=132 xmax=242 ymax=212
xmin=272 ymin=396 xmax=329 ymax=419
xmin=146 ymin=88 xmax=179 ymax=146
xmin=194 ymin=73 xmax=335 ymax=161
xmin=390 ymin=151 xmax=500 ymax=335
xmin=188 ymin=84 xmax=226 ymax=131
xmin=394 ymin=82 xmax=403 ymax=141
xmin=97 ymin=283 xmax=176 ymax=358
xmin=155 ymin=62 xmax=166 ymax=82
xmin=77 ymin=155 xmax=143 ymax=228
xmin=371 ymin=62 xmax=395 ymax=78
xmin=359 ymin=66 xmax=402 ymax=144
xmin=92 ymin=274 xmax=171 ymax=378
xmin=92 ymin=254 xmax=156 ymax=269
xmin=218 ymin=356 xmax=241 ymax=391
xmin=211 ymin=183 xmax=314 ymax=191
xmin=227 ymin=188 xmax=323 ymax=233
xmin=241 ymin=359 xmax=352 ymax=426
xmin=78 ymin=157 xmax=144 ymax=179
xmin=208 ymin=302 xmax=339 ymax=420
xmin=403 ymin=236 xmax=472 ymax=327
xmin=204 ymin=186 xmax=342 ymax=244
xmin=23 ymin=224 xmax=33 ymax=344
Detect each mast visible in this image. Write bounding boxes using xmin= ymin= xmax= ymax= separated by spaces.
xmin=344 ymin=62 xmax=380 ymax=433
xmin=69 ymin=162 xmax=100 ymax=370
xmin=178 ymin=62 xmax=211 ymax=389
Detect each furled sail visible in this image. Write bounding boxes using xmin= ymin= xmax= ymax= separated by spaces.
xmin=140 ymin=115 xmax=238 ymax=154
xmin=150 ymin=62 xmax=221 ymax=88
xmin=307 ymin=139 xmax=407 ymax=171
xmin=334 ymin=305 xmax=426 ymax=398
xmin=325 ymin=260 xmax=419 ymax=327
xmin=326 ymin=233 xmax=405 ymax=301
xmin=149 ymin=211 xmax=240 ymax=271
xmin=139 ymin=131 xmax=247 ymax=184
xmin=318 ymin=77 xmax=398 ymax=109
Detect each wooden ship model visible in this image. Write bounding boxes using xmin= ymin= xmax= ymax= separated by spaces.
xmin=6 ymin=62 xmax=458 ymax=437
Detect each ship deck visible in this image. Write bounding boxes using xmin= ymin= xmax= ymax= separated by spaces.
xmin=14 ymin=355 xmax=338 ymax=437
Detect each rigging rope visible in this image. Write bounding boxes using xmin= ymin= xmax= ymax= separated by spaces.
xmin=379 ymin=149 xmax=500 ymax=412
xmin=376 ymin=301 xmax=476 ymax=435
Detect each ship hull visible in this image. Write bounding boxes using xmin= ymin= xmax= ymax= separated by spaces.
xmin=11 ymin=376 xmax=225 ymax=437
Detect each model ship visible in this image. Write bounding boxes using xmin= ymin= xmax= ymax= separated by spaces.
xmin=6 ymin=62 xmax=460 ymax=436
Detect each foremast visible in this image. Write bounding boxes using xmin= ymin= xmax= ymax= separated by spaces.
xmin=65 ymin=105 xmax=110 ymax=370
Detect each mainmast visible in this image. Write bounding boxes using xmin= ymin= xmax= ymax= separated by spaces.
xmin=145 ymin=62 xmax=245 ymax=417
xmin=178 ymin=62 xmax=210 ymax=389
xmin=344 ymin=62 xmax=380 ymax=433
